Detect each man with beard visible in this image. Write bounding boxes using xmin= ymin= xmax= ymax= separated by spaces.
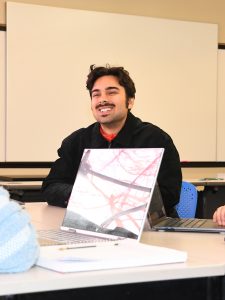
xmin=42 ymin=65 xmax=182 ymax=218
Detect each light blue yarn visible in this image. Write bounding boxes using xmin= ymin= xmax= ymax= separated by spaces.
xmin=0 ymin=187 xmax=40 ymax=273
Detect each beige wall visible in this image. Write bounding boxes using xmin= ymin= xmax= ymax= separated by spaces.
xmin=1 ymin=0 xmax=225 ymax=43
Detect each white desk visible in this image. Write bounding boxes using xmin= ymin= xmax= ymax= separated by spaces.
xmin=0 ymin=181 xmax=43 ymax=204
xmin=188 ymin=178 xmax=225 ymax=187
xmin=0 ymin=181 xmax=42 ymax=190
xmin=0 ymin=168 xmax=49 ymax=181
xmin=0 ymin=202 xmax=225 ymax=299
xmin=186 ymin=179 xmax=225 ymax=219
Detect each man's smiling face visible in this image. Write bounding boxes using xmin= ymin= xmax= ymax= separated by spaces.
xmin=91 ymin=75 xmax=134 ymax=132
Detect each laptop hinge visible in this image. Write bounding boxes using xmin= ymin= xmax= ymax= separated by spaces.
xmin=61 ymin=226 xmax=77 ymax=233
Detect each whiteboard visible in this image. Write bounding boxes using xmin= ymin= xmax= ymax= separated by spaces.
xmin=6 ymin=2 xmax=218 ymax=161
xmin=0 ymin=30 xmax=5 ymax=161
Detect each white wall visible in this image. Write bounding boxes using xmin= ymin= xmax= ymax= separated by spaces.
xmin=5 ymin=2 xmax=218 ymax=161
xmin=217 ymin=49 xmax=225 ymax=161
xmin=0 ymin=30 xmax=5 ymax=161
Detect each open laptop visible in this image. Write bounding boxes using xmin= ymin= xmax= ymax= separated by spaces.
xmin=147 ymin=184 xmax=225 ymax=233
xmin=38 ymin=148 xmax=164 ymax=247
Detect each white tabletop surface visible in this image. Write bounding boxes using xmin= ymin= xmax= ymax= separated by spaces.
xmin=188 ymin=178 xmax=225 ymax=186
xmin=0 ymin=202 xmax=225 ymax=296
xmin=0 ymin=181 xmax=42 ymax=189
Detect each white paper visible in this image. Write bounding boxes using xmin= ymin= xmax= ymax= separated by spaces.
xmin=36 ymin=241 xmax=187 ymax=273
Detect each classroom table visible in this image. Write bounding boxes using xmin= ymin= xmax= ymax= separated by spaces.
xmin=0 ymin=181 xmax=42 ymax=189
xmin=1 ymin=177 xmax=225 ymax=217
xmin=0 ymin=181 xmax=43 ymax=203
xmin=188 ymin=179 xmax=225 ymax=218
xmin=0 ymin=168 xmax=49 ymax=181
xmin=0 ymin=202 xmax=225 ymax=300
xmin=189 ymin=178 xmax=225 ymax=186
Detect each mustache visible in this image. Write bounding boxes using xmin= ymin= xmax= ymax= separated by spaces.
xmin=96 ymin=101 xmax=115 ymax=110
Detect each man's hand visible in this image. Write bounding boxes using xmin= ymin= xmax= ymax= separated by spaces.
xmin=213 ymin=205 xmax=225 ymax=226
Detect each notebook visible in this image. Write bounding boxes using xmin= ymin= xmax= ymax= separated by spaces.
xmin=38 ymin=148 xmax=164 ymax=248
xmin=147 ymin=184 xmax=225 ymax=233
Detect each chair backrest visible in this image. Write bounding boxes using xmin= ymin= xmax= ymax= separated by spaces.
xmin=176 ymin=181 xmax=198 ymax=218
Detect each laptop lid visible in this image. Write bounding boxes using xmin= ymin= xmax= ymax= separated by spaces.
xmin=147 ymin=184 xmax=225 ymax=233
xmin=61 ymin=148 xmax=164 ymax=241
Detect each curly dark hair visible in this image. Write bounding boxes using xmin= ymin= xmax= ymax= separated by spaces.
xmin=86 ymin=64 xmax=136 ymax=99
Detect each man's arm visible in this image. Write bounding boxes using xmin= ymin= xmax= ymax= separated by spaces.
xmin=42 ymin=182 xmax=72 ymax=207
xmin=41 ymin=129 xmax=85 ymax=207
xmin=157 ymin=136 xmax=182 ymax=217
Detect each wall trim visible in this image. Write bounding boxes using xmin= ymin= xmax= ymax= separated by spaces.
xmin=0 ymin=161 xmax=225 ymax=168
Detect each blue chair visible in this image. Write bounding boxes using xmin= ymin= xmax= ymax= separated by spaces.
xmin=176 ymin=181 xmax=198 ymax=218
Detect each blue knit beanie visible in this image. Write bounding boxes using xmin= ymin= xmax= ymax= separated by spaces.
xmin=0 ymin=187 xmax=39 ymax=273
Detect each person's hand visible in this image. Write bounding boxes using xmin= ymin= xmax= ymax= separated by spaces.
xmin=213 ymin=205 xmax=225 ymax=226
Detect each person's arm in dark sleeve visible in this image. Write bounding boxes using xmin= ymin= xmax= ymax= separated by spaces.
xmin=42 ymin=182 xmax=72 ymax=207
xmin=157 ymin=136 xmax=182 ymax=217
xmin=41 ymin=130 xmax=84 ymax=207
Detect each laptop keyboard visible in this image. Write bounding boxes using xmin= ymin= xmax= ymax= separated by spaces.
xmin=165 ymin=218 xmax=207 ymax=228
xmin=38 ymin=229 xmax=119 ymax=246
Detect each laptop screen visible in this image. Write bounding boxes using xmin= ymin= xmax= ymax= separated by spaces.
xmin=62 ymin=148 xmax=164 ymax=240
xmin=146 ymin=183 xmax=168 ymax=228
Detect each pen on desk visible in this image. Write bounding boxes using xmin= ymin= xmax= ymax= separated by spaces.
xmin=59 ymin=245 xmax=96 ymax=251
xmin=59 ymin=242 xmax=119 ymax=251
